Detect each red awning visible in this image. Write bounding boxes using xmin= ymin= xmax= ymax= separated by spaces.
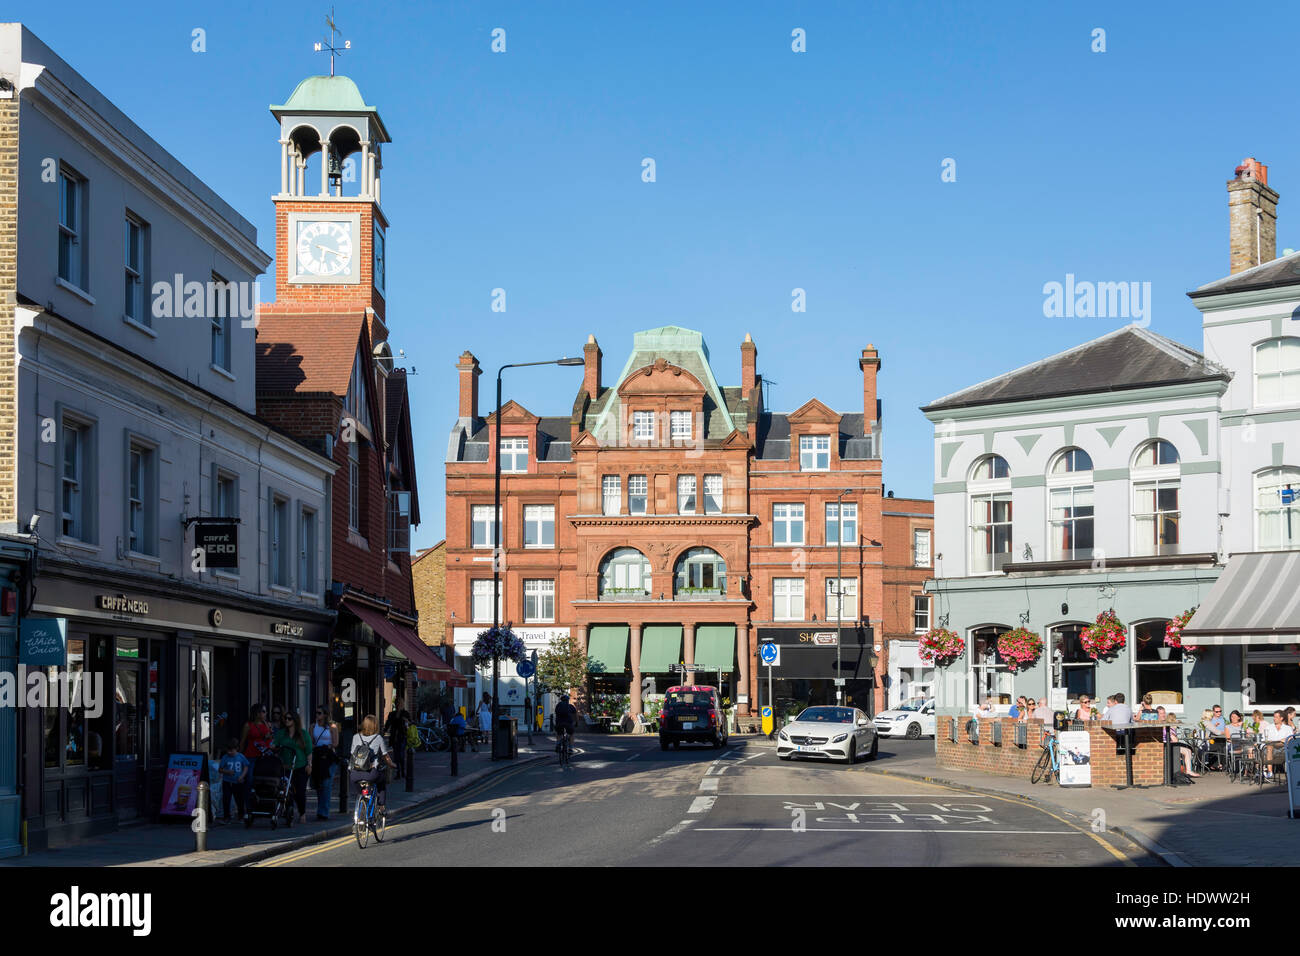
xmin=343 ymin=600 xmax=466 ymax=685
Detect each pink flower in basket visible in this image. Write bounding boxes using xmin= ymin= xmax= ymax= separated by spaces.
xmin=1080 ymin=609 xmax=1126 ymax=659
xmin=1164 ymin=609 xmax=1199 ymax=654
xmin=919 ymin=627 xmax=965 ymax=666
xmin=996 ymin=627 xmax=1043 ymax=673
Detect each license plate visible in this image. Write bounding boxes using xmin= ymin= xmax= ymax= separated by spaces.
xmin=680 ymin=721 xmax=695 ymax=730
xmin=797 ymin=745 xmax=816 ymax=752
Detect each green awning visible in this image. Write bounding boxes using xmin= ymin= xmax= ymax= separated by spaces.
xmin=694 ymin=625 xmax=736 ymax=672
xmin=640 ymin=625 xmax=682 ymax=673
xmin=587 ymin=625 xmax=629 ymax=674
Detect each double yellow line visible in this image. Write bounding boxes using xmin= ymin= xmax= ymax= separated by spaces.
xmin=255 ymin=761 xmax=540 ymax=867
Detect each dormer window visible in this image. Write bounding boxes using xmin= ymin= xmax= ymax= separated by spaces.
xmin=670 ymin=411 xmax=692 ymax=441
xmin=499 ymin=437 xmax=528 ymax=473
xmin=799 ymin=435 xmax=831 ymax=471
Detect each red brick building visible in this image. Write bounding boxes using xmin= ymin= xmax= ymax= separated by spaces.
xmin=445 ymin=325 xmax=890 ymax=722
xmin=252 ymin=74 xmax=452 ymax=736
xmin=880 ymin=497 xmax=935 ymax=712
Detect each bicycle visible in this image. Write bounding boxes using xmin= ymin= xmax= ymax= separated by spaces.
xmin=1031 ymin=731 xmax=1059 ymax=785
xmin=557 ymin=728 xmax=573 ymax=770
xmin=353 ymin=777 xmax=387 ymax=849
xmin=415 ymin=723 xmax=449 ymax=753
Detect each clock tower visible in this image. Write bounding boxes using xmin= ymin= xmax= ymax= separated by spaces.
xmin=264 ymin=74 xmax=391 ymax=323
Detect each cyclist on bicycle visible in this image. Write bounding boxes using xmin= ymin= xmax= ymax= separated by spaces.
xmin=553 ymin=695 xmax=577 ymax=753
xmin=349 ymin=714 xmax=396 ymax=810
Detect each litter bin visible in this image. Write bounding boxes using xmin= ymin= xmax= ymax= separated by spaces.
xmin=494 ymin=715 xmax=518 ymax=759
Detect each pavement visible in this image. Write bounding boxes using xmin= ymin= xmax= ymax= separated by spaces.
xmin=863 ymin=739 xmax=1300 ymax=867
xmin=2 ymin=737 xmax=554 ymax=867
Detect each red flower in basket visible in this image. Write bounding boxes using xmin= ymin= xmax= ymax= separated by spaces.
xmin=997 ymin=627 xmax=1043 ymax=673
xmin=919 ymin=627 xmax=965 ymax=666
xmin=1080 ymin=610 xmax=1126 ymax=659
xmin=1165 ymin=609 xmax=1199 ymax=654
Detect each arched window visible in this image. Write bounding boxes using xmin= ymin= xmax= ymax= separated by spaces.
xmin=1134 ymin=619 xmax=1181 ymax=706
xmin=969 ymin=456 xmax=1011 ymax=573
xmin=1255 ymin=467 xmax=1300 ymax=550
xmin=970 ymin=626 xmax=1012 ymax=706
xmin=674 ymin=547 xmax=727 ymax=598
xmin=1132 ymin=440 xmax=1180 ymax=556
xmin=1048 ymin=624 xmax=1095 ymax=702
xmin=1047 ymin=448 xmax=1094 ymax=561
xmin=599 ymin=548 xmax=651 ymax=599
xmin=1254 ymin=338 xmax=1300 ymax=406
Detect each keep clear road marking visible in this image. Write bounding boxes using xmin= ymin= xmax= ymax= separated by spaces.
xmin=688 ymin=796 xmax=717 ymax=814
xmin=699 ymin=776 xmax=719 ymax=792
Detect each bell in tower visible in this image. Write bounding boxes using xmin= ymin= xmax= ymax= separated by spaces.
xmin=270 ymin=75 xmax=390 ymax=201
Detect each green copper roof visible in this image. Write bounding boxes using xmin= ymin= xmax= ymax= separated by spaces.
xmin=270 ymin=75 xmax=390 ymax=141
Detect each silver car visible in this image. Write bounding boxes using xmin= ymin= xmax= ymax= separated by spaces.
xmin=777 ymin=706 xmax=878 ymax=764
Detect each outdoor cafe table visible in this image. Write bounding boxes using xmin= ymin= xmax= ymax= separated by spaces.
xmin=1105 ymin=722 xmax=1167 ymax=788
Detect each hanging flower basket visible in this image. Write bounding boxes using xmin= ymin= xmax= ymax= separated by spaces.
xmin=471 ymin=626 xmax=526 ymax=669
xmin=919 ymin=627 xmax=965 ymax=666
xmin=1080 ymin=610 xmax=1126 ymax=659
xmin=997 ymin=627 xmax=1043 ymax=673
xmin=1165 ymin=608 xmax=1199 ymax=655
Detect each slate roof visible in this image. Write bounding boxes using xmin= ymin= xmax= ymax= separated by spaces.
xmin=1189 ymin=250 xmax=1300 ymax=298
xmin=454 ymin=415 xmax=573 ymax=464
xmin=922 ymin=326 xmax=1228 ymax=413
xmin=754 ymin=411 xmax=876 ymax=461
xmin=255 ymin=313 xmax=366 ymax=395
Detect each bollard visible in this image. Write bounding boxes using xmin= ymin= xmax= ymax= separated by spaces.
xmin=405 ymin=746 xmax=414 ymax=792
xmin=193 ymin=782 xmax=209 ymax=852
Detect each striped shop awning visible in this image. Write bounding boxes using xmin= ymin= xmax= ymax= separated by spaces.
xmin=693 ymin=624 xmax=736 ymax=671
xmin=587 ymin=625 xmax=629 ymax=673
xmin=639 ymin=625 xmax=682 ymax=673
xmin=1181 ymin=551 xmax=1300 ymax=645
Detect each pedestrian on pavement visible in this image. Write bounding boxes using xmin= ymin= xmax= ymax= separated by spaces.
xmin=218 ymin=738 xmax=251 ymax=822
xmin=384 ymin=700 xmax=410 ymax=780
xmin=274 ymin=711 xmax=312 ymax=825
xmin=476 ymin=692 xmax=493 ymax=745
xmin=448 ymin=710 xmax=467 ymax=775
xmin=239 ymin=703 xmax=273 ymax=763
xmin=311 ymin=707 xmax=339 ymax=820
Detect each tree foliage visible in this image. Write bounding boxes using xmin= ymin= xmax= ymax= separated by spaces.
xmin=536 ymin=634 xmax=589 ymax=694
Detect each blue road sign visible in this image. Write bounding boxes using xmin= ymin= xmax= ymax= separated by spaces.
xmin=517 ymin=660 xmax=536 ymax=678
xmin=759 ymin=642 xmax=779 ymax=665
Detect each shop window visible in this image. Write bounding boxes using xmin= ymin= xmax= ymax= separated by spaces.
xmin=971 ymin=626 xmax=1012 ymax=705
xmin=1133 ymin=619 xmax=1182 ymax=703
xmin=42 ymin=636 xmax=111 ymax=772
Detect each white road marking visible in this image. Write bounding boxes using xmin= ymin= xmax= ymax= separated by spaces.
xmin=699 ymin=777 xmax=719 ymax=792
xmin=646 ymin=819 xmax=697 ymax=848
xmin=688 ymin=796 xmax=717 ymax=814
xmin=693 ymin=828 xmax=1077 ymax=834
xmin=624 ymin=754 xmax=639 ymax=761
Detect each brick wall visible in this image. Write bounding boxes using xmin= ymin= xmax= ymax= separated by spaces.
xmin=412 ymin=542 xmax=446 ymax=646
xmin=0 ymin=97 xmax=17 ymax=528
xmin=935 ymin=716 xmax=1168 ymax=787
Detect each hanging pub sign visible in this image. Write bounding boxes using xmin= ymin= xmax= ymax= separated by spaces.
xmin=20 ymin=617 xmax=67 ymax=666
xmin=193 ymin=519 xmax=239 ymax=569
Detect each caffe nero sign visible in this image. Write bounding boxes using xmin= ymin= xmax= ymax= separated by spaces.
xmin=194 ymin=521 xmax=239 ymax=569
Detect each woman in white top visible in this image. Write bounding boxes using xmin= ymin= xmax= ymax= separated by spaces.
xmin=349 ymin=714 xmax=395 ymax=808
xmin=476 ymin=693 xmax=493 ymax=735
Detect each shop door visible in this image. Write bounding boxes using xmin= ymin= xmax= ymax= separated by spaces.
xmin=264 ymin=654 xmax=289 ymax=721
xmin=113 ymin=659 xmax=146 ymax=820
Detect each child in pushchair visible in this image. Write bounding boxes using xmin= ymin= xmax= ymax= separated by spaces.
xmin=243 ymin=742 xmax=296 ymax=829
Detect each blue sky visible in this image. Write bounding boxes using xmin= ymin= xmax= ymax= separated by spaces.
xmin=17 ymin=1 xmax=1300 ymax=548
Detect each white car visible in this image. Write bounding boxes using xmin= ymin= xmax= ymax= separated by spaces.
xmin=873 ymin=697 xmax=936 ymax=739
xmin=777 ymin=706 xmax=878 ymax=764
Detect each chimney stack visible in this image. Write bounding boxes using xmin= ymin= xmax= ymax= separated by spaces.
xmin=859 ymin=344 xmax=881 ymax=435
xmin=740 ymin=333 xmax=757 ymax=400
xmin=1228 ymin=157 xmax=1278 ymax=274
xmin=456 ymin=350 xmax=481 ymax=421
xmin=583 ymin=334 xmax=602 ymax=399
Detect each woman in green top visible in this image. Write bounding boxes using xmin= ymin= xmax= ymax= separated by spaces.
xmin=274 ymin=711 xmax=313 ymax=824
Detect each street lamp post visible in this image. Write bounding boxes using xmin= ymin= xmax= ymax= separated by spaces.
xmin=492 ymin=357 xmax=584 ymax=760
xmin=835 ymin=488 xmax=852 ymax=705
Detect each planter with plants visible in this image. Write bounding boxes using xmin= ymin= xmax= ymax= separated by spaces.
xmin=997 ymin=627 xmax=1043 ymax=672
xmin=919 ymin=627 xmax=966 ymax=666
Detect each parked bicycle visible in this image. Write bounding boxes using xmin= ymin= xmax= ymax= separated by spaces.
xmin=1031 ymin=731 xmax=1059 ymax=785
xmin=415 ymin=723 xmax=449 ymax=752
xmin=353 ymin=776 xmax=387 ymax=849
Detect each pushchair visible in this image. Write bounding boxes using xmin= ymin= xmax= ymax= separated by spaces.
xmin=243 ymin=745 xmax=296 ymax=829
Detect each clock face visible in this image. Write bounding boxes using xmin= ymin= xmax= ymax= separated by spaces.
xmin=295 ymin=220 xmax=354 ymax=278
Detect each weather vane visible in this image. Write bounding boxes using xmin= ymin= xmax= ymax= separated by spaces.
xmin=313 ymin=7 xmax=351 ymax=76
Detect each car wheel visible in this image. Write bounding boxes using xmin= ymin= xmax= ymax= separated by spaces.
xmin=866 ymin=734 xmax=878 ymax=761
xmin=712 ymin=731 xmax=724 ymax=749
xmin=906 ymin=722 xmax=922 ymax=740
xmin=845 ymin=740 xmax=857 ymax=765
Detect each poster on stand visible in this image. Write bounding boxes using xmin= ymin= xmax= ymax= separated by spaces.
xmin=160 ymin=753 xmax=208 ymax=818
xmin=1056 ymin=730 xmax=1092 ymax=787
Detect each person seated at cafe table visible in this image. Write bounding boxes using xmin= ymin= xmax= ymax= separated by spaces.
xmin=1033 ymin=698 xmax=1053 ymax=723
xmin=1106 ymin=693 xmax=1132 ymax=725
xmin=1157 ymin=706 xmax=1199 ymax=777
xmin=1008 ymin=695 xmax=1029 ymax=719
xmin=1138 ymin=693 xmax=1160 ymax=720
xmin=1260 ymin=710 xmax=1294 ymax=780
xmin=975 ymin=699 xmax=997 ymax=719
xmin=1207 ymin=705 xmax=1227 ymax=736
xmin=1072 ymin=695 xmax=1094 ymax=721
xmin=1226 ymin=710 xmax=1246 ymax=737
xmin=1250 ymin=709 xmax=1265 ymax=734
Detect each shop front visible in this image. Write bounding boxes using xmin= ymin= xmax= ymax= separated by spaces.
xmin=755 ymin=625 xmax=876 ymax=724
xmin=453 ymin=626 xmax=568 ymax=729
xmin=0 ymin=535 xmax=36 ymax=859
xmin=21 ymin=558 xmax=332 ymax=851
